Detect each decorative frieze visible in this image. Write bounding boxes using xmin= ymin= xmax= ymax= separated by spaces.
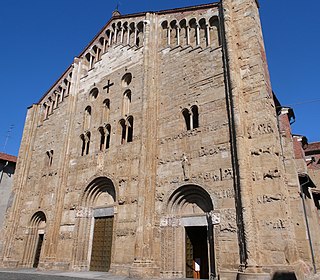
xmin=252 ymin=168 xmax=281 ymax=181
xmin=248 ymin=121 xmax=274 ymax=138
xmin=160 ymin=122 xmax=228 ymax=144
xmin=257 ymin=193 xmax=286 ymax=204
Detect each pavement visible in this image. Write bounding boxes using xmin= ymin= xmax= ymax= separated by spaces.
xmin=0 ymin=269 xmax=130 ymax=280
xmin=0 ymin=268 xmax=196 ymax=280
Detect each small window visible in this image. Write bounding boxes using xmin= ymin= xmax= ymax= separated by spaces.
xmin=106 ymin=124 xmax=111 ymax=149
xmin=90 ymin=88 xmax=99 ymax=101
xmin=182 ymin=109 xmax=191 ymax=130
xmin=84 ymin=106 xmax=92 ymax=130
xmin=127 ymin=116 xmax=134 ymax=143
xmin=99 ymin=127 xmax=106 ymax=151
xmin=46 ymin=150 xmax=54 ymax=167
xmin=103 ymin=99 xmax=110 ymax=122
xmin=191 ymin=105 xmax=199 ymax=129
xmin=85 ymin=132 xmax=91 ymax=155
xmin=182 ymin=105 xmax=199 ymax=131
xmin=80 ymin=134 xmax=86 ymax=156
xmin=121 ymin=73 xmax=132 ymax=87
xmin=122 ymin=90 xmax=131 ymax=116
xmin=120 ymin=119 xmax=126 ymax=145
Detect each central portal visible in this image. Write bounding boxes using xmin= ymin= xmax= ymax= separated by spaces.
xmin=90 ymin=216 xmax=114 ymax=272
xmin=185 ymin=226 xmax=209 ymax=279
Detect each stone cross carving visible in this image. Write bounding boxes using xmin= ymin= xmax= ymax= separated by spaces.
xmin=103 ymin=79 xmax=114 ymax=93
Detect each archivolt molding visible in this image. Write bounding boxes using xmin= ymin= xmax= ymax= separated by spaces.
xmin=79 ymin=174 xmax=118 ymax=207
xmin=166 ymin=184 xmax=214 ymax=215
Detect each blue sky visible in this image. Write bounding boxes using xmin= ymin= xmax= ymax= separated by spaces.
xmin=0 ymin=0 xmax=319 ymax=156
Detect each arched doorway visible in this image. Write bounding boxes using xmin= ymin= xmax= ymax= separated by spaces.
xmin=22 ymin=211 xmax=47 ymax=268
xmin=165 ymin=184 xmax=215 ymax=279
xmin=73 ymin=177 xmax=116 ymax=272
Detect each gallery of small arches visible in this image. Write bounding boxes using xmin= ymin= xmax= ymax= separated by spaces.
xmin=40 ymin=14 xmax=220 ymax=121
xmin=161 ymin=16 xmax=220 ymax=49
xmin=84 ymin=21 xmax=145 ymax=70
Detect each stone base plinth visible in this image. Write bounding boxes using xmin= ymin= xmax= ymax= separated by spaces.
xmin=129 ymin=260 xmax=160 ymax=278
xmin=237 ymin=272 xmax=271 ymax=280
xmin=218 ymin=271 xmax=238 ymax=280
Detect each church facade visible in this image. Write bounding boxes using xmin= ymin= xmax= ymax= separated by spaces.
xmin=1 ymin=1 xmax=320 ymax=279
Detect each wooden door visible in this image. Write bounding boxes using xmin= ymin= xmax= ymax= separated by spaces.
xmin=90 ymin=216 xmax=114 ymax=271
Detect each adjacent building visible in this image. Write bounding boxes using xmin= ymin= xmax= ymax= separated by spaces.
xmin=0 ymin=152 xmax=17 ymax=253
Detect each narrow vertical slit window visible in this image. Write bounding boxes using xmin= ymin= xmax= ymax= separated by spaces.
xmin=191 ymin=105 xmax=199 ymax=129
xmin=99 ymin=127 xmax=106 ymax=151
xmin=120 ymin=119 xmax=126 ymax=144
xmin=182 ymin=109 xmax=191 ymax=131
xmin=80 ymin=134 xmax=86 ymax=156
xmin=106 ymin=125 xmax=111 ymax=149
xmin=86 ymin=132 xmax=91 ymax=155
xmin=127 ymin=116 xmax=134 ymax=143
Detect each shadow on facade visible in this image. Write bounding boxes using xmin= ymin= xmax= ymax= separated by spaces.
xmin=272 ymin=272 xmax=297 ymax=280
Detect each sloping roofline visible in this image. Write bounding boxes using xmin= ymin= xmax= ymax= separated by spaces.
xmin=0 ymin=152 xmax=17 ymax=163
xmin=37 ymin=2 xmax=219 ymax=104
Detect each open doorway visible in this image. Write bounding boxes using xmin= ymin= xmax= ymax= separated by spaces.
xmin=33 ymin=234 xmax=44 ymax=268
xmin=185 ymin=226 xmax=209 ymax=279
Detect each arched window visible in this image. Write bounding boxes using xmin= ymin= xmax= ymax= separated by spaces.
xmin=98 ymin=127 xmax=106 ymax=151
xmin=85 ymin=132 xmax=91 ymax=155
xmin=105 ymin=30 xmax=111 ymax=48
xmin=189 ymin=18 xmax=198 ymax=47
xmin=99 ymin=37 xmax=106 ymax=53
xmin=116 ymin=22 xmax=122 ymax=43
xmin=182 ymin=106 xmax=199 ymax=131
xmin=43 ymin=103 xmax=49 ymax=120
xmin=106 ymin=124 xmax=111 ymax=149
xmin=84 ymin=106 xmax=92 ymax=130
xmin=123 ymin=22 xmax=128 ymax=44
xmin=80 ymin=134 xmax=86 ymax=156
xmin=93 ymin=45 xmax=102 ymax=62
xmin=182 ymin=108 xmax=191 ymax=130
xmin=46 ymin=150 xmax=54 ymax=167
xmin=90 ymin=88 xmax=99 ymax=101
xmin=122 ymin=90 xmax=131 ymax=116
xmin=179 ymin=19 xmax=187 ymax=46
xmin=209 ymin=16 xmax=220 ymax=48
xmin=191 ymin=105 xmax=199 ymax=129
xmin=136 ymin=21 xmax=144 ymax=47
xmin=170 ymin=20 xmax=178 ymax=47
xmin=99 ymin=125 xmax=111 ymax=150
xmin=85 ymin=53 xmax=94 ymax=69
xmin=127 ymin=116 xmax=134 ymax=143
xmin=119 ymin=119 xmax=126 ymax=144
xmin=129 ymin=22 xmax=135 ymax=46
xmin=103 ymin=99 xmax=110 ymax=122
xmin=161 ymin=20 xmax=169 ymax=47
xmin=199 ymin=18 xmax=207 ymax=48
xmin=121 ymin=73 xmax=132 ymax=87
xmin=48 ymin=97 xmax=54 ymax=115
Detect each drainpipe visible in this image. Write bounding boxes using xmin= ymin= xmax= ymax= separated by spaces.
xmin=218 ymin=0 xmax=248 ymax=268
xmin=300 ymin=175 xmax=317 ymax=274
xmin=0 ymin=161 xmax=9 ymax=184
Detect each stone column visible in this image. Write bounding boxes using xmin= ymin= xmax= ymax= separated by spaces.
xmin=129 ymin=13 xmax=160 ymax=278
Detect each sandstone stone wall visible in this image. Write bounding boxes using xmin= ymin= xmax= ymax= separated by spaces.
xmin=1 ymin=1 xmax=319 ymax=280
